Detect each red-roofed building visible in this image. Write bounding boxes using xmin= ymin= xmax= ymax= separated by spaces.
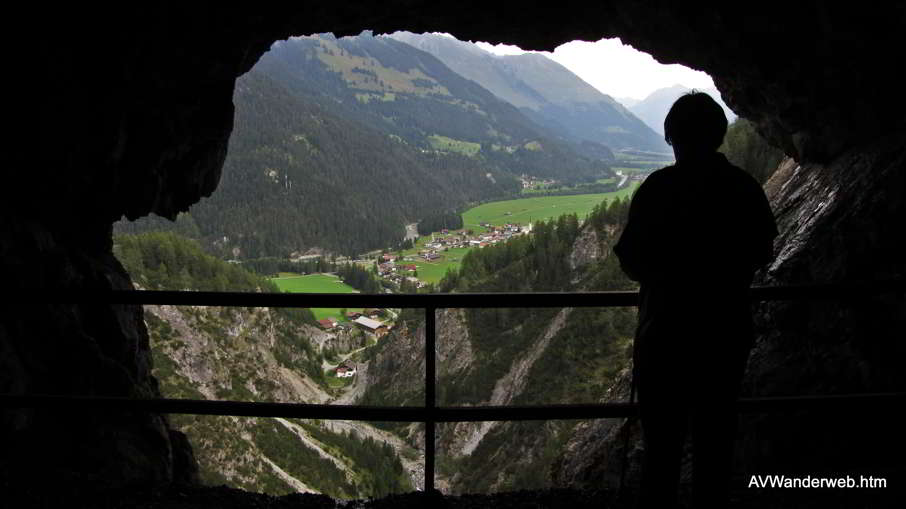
xmin=317 ymin=318 xmax=337 ymax=330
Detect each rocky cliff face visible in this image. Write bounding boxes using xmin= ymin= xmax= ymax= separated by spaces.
xmin=350 ymin=318 xmax=428 ymax=488
xmin=440 ymin=308 xmax=574 ymax=462
xmin=145 ymin=303 xmax=323 ymax=492
xmin=740 ymin=134 xmax=906 ymax=479
xmin=145 ymin=302 xmax=419 ymax=496
xmin=436 ymin=309 xmax=474 ymax=382
xmin=146 ymin=304 xmax=329 ymax=405
xmin=361 ymin=318 xmax=427 ymax=411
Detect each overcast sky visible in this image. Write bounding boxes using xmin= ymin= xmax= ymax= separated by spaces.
xmin=474 ymin=38 xmax=715 ymax=101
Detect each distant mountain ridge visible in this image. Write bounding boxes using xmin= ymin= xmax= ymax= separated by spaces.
xmin=627 ymin=84 xmax=737 ymax=135
xmin=388 ymin=32 xmax=667 ymax=153
xmin=257 ymin=33 xmax=609 ymax=178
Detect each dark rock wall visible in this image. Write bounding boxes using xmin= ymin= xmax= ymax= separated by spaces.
xmin=0 ymin=219 xmax=188 ymax=484
xmin=740 ymin=134 xmax=906 ymax=478
xmin=3 ymin=1 xmax=903 ymax=488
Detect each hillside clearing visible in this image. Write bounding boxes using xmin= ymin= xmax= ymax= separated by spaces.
xmin=270 ymin=273 xmax=363 ymax=321
xmin=462 ymin=182 xmax=640 ymax=232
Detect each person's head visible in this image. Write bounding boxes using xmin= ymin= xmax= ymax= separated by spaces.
xmin=663 ymin=91 xmax=728 ymax=160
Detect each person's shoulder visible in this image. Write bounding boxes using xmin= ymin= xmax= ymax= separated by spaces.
xmin=641 ymin=165 xmax=677 ymax=184
xmin=651 ymin=163 xmax=679 ymax=175
xmin=631 ymin=165 xmax=675 ymax=199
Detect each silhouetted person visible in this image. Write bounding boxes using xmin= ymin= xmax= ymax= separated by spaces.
xmin=614 ymin=92 xmax=777 ymax=508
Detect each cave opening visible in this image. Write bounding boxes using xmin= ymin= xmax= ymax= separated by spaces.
xmin=112 ymin=28 xmax=697 ymax=499
xmin=4 ymin=5 xmax=904 ymax=508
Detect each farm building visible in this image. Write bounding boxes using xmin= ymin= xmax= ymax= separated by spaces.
xmin=317 ymin=318 xmax=337 ymax=330
xmin=353 ymin=316 xmax=388 ymax=337
xmin=336 ymin=364 xmax=356 ymax=378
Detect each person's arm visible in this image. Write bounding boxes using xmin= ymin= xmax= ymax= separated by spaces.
xmin=614 ymin=180 xmax=652 ymax=282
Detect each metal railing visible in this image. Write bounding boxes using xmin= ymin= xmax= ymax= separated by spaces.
xmin=3 ymin=280 xmax=905 ymax=493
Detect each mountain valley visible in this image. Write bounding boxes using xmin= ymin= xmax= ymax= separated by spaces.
xmin=116 ymin=32 xmax=674 ymax=259
xmin=110 ymin=29 xmax=783 ymax=501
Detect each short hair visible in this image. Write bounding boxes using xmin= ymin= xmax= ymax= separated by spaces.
xmin=663 ymin=91 xmax=728 ymax=152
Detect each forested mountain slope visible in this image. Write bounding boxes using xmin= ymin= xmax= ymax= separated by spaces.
xmin=256 ymin=33 xmax=607 ymax=181
xmin=719 ymin=118 xmax=786 ymax=185
xmin=117 ymin=33 xmax=611 ymax=258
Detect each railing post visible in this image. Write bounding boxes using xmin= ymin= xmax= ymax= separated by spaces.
xmin=425 ymin=306 xmax=436 ymax=493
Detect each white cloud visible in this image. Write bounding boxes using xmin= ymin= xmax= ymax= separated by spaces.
xmin=474 ymin=37 xmax=715 ymax=101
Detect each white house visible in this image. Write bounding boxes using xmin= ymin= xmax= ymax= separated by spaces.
xmin=336 ymin=364 xmax=356 ymax=378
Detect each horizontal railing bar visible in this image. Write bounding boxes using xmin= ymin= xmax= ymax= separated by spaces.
xmin=735 ymin=392 xmax=906 ymax=413
xmin=40 ymin=289 xmax=637 ymax=308
xmin=0 ymin=395 xmax=425 ymax=421
xmin=28 ymin=279 xmax=905 ymax=308
xmin=3 ymin=393 xmax=902 ymax=421
xmin=751 ymin=279 xmax=905 ymax=301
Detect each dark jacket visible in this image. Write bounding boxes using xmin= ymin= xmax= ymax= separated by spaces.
xmin=614 ymin=152 xmax=778 ymax=355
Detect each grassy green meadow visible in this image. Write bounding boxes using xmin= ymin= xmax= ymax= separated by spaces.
xmin=463 ymin=182 xmax=640 ymax=232
xmin=427 ymin=134 xmax=481 ymax=156
xmin=409 ymin=246 xmax=472 ymax=284
xmin=270 ymin=273 xmax=363 ymax=321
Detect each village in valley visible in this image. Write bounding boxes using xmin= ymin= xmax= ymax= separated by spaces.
xmin=375 ymin=222 xmax=530 ymax=289
xmin=519 ymin=175 xmax=557 ymax=191
xmin=272 ymin=175 xmax=643 ymax=382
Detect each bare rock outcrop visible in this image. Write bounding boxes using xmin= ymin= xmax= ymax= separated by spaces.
xmin=436 ymin=308 xmax=474 ymax=380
